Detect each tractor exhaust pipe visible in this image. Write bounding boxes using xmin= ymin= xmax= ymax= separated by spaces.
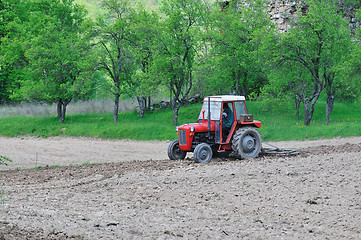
xmin=208 ymin=97 xmax=211 ymax=137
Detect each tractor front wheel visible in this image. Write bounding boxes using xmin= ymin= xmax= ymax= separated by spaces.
xmin=193 ymin=143 xmax=213 ymax=163
xmin=232 ymin=127 xmax=262 ymax=159
xmin=168 ymin=140 xmax=186 ymax=160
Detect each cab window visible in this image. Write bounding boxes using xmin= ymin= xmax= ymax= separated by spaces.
xmin=234 ymin=101 xmax=247 ymax=120
xmin=198 ymin=101 xmax=222 ymax=121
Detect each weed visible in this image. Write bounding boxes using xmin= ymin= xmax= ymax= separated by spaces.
xmin=32 ymin=166 xmax=44 ymax=169
xmin=0 ymin=190 xmax=7 ymax=204
xmin=242 ymin=181 xmax=251 ymax=187
xmin=0 ymin=155 xmax=12 ymax=166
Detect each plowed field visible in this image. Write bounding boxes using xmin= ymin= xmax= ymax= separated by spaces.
xmin=1 ymin=137 xmax=361 ymax=239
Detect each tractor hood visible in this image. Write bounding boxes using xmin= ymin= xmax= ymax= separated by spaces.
xmin=177 ymin=122 xmax=214 ymax=151
xmin=178 ymin=122 xmax=214 ymax=132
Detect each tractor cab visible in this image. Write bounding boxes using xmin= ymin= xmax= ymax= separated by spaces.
xmin=197 ymin=96 xmax=250 ymax=144
xmin=168 ymin=95 xmax=262 ymax=163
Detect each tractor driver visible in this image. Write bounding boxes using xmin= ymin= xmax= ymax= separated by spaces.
xmin=222 ymin=103 xmax=234 ymax=133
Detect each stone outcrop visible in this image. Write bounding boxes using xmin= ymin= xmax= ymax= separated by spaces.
xmin=220 ymin=0 xmax=360 ymax=33
xmin=268 ymin=0 xmax=304 ymax=32
xmin=268 ymin=0 xmax=359 ymax=33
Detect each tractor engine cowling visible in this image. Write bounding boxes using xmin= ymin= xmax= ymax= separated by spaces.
xmin=177 ymin=122 xmax=214 ymax=151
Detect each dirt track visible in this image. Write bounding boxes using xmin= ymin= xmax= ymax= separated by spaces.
xmin=1 ymin=137 xmax=361 ymax=239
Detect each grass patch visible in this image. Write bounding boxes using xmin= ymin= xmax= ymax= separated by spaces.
xmin=0 ymin=190 xmax=7 ymax=204
xmin=0 ymin=100 xmax=360 ymax=142
xmin=0 ymin=155 xmax=12 ymax=165
xmin=251 ymin=99 xmax=361 ymax=141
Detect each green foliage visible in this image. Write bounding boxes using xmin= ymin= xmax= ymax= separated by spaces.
xmin=125 ymin=5 xmax=162 ymax=117
xmin=263 ymin=0 xmax=352 ymax=125
xmin=0 ymin=0 xmax=30 ymax=104
xmin=1 ymin=0 xmax=96 ymax=123
xmin=204 ymin=0 xmax=272 ymax=97
xmin=74 ymin=0 xmax=162 ymax=17
xmin=22 ymin=0 xmax=94 ymax=101
xmin=96 ymin=0 xmax=136 ymax=122
xmin=74 ymin=0 xmax=105 ymax=18
xmin=1 ymin=0 xmax=360 ymax=131
xmin=154 ymin=0 xmax=209 ymax=125
xmin=346 ymin=7 xmax=361 ymax=101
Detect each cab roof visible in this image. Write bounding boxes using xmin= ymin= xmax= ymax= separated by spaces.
xmin=203 ymin=95 xmax=246 ymax=102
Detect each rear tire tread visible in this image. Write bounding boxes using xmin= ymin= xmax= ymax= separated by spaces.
xmin=232 ymin=127 xmax=262 ymax=159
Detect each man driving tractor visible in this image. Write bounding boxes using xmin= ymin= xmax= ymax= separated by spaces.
xmin=222 ymin=102 xmax=234 ymax=133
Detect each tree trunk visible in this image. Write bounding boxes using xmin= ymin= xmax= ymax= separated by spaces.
xmin=170 ymin=90 xmax=173 ymax=108
xmin=324 ymin=72 xmax=335 ymax=124
xmin=303 ymin=100 xmax=313 ymax=126
xmin=60 ymin=101 xmax=69 ymax=124
xmin=303 ymin=97 xmax=318 ymax=126
xmin=173 ymin=105 xmax=180 ymax=126
xmin=113 ymin=93 xmax=120 ymax=122
xmin=137 ymin=96 xmax=145 ymax=118
xmin=147 ymin=96 xmax=151 ymax=110
xmin=57 ymin=100 xmax=63 ymax=119
xmin=56 ymin=99 xmax=71 ymax=124
xmin=326 ymin=93 xmax=335 ymax=124
xmin=295 ymin=95 xmax=301 ymax=119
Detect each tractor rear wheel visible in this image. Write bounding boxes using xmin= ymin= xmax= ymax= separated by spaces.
xmin=193 ymin=143 xmax=213 ymax=163
xmin=168 ymin=140 xmax=186 ymax=160
xmin=232 ymin=127 xmax=262 ymax=159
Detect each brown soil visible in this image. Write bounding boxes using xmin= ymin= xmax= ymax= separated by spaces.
xmin=1 ymin=137 xmax=361 ymax=239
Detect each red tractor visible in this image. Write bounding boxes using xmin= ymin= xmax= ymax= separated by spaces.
xmin=168 ymin=95 xmax=262 ymax=163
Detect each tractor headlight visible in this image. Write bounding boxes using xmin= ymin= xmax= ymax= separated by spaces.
xmin=176 ymin=126 xmax=179 ymax=132
xmin=190 ymin=127 xmax=195 ymax=132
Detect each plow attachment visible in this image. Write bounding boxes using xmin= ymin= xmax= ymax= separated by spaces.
xmin=261 ymin=142 xmax=300 ymax=156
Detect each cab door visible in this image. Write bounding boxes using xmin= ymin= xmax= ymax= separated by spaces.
xmin=220 ymin=102 xmax=236 ymax=143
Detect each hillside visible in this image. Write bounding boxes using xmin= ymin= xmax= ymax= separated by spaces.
xmin=74 ymin=0 xmax=162 ymax=18
xmin=74 ymin=0 xmax=217 ymax=18
xmin=74 ymin=0 xmax=359 ymax=32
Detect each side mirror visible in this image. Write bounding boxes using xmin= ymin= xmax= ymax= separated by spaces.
xmin=202 ymin=109 xmax=205 ymax=123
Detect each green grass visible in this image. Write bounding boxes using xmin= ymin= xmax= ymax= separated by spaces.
xmin=253 ymin=99 xmax=361 ymax=141
xmin=0 ymin=105 xmax=201 ymax=140
xmin=0 ymin=100 xmax=360 ymax=142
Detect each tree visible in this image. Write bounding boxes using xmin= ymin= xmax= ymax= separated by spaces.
xmin=268 ymin=0 xmax=351 ymax=125
xmin=13 ymin=0 xmax=95 ymax=123
xmin=208 ymin=0 xmax=272 ymax=97
xmin=0 ymin=0 xmax=12 ymax=104
xmin=347 ymin=7 xmax=361 ymax=102
xmin=0 ymin=0 xmax=29 ymax=104
xmin=155 ymin=0 xmax=207 ymax=125
xmin=318 ymin=2 xmax=353 ymax=124
xmin=96 ymin=0 xmax=134 ymax=122
xmin=126 ymin=5 xmax=160 ymax=118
